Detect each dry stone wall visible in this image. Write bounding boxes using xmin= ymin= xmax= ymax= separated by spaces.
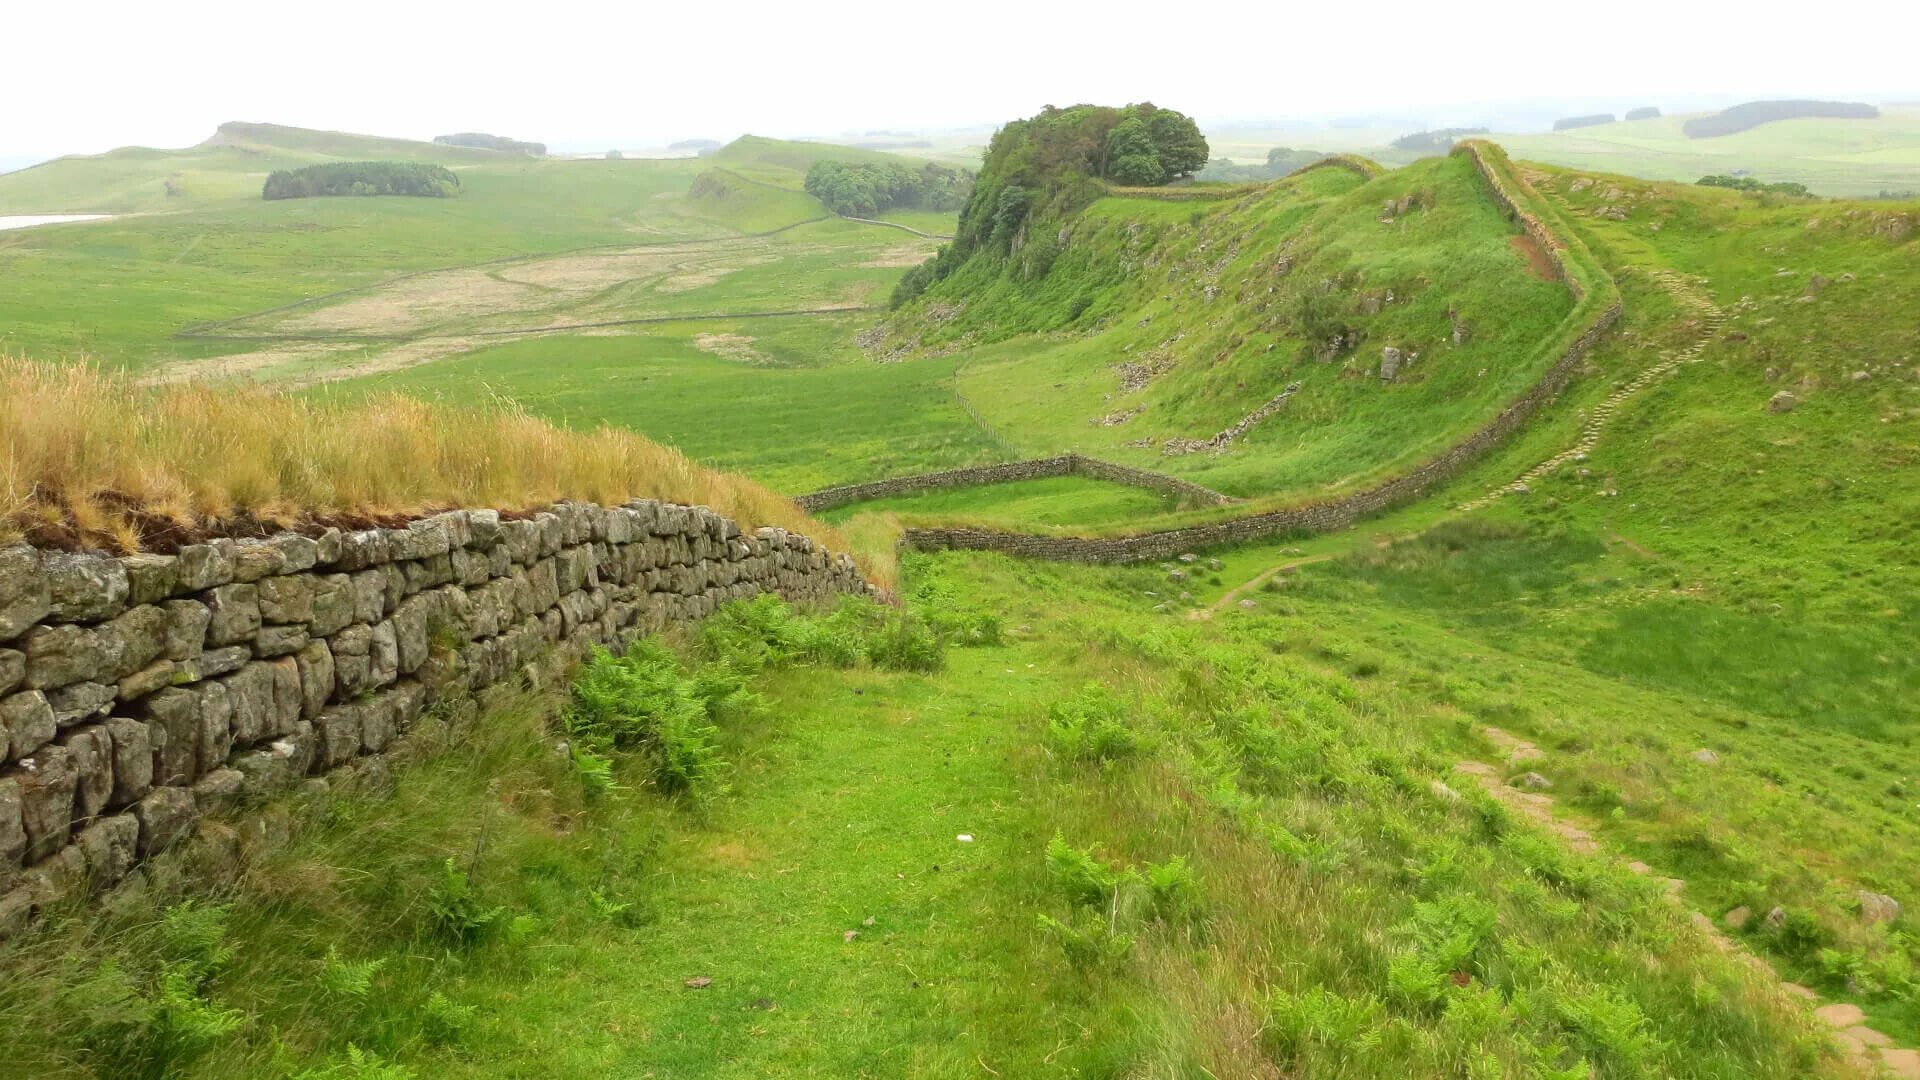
xmin=795 ymin=454 xmax=1235 ymax=513
xmin=0 ymin=500 xmax=871 ymax=936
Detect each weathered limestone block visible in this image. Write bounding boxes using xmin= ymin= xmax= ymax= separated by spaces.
xmin=0 ymin=545 xmax=51 ymax=641
xmin=394 ymin=517 xmax=454 ymax=560
xmin=327 ymin=530 xmax=390 ymax=573
xmin=162 ymin=599 xmax=211 ymax=662
xmin=527 ymin=559 xmax=560 ymax=614
xmin=44 ymin=552 xmax=130 ymax=624
xmin=360 ymin=694 xmax=396 ymax=753
xmin=117 ymin=659 xmax=180 ymax=702
xmin=434 ymin=585 xmax=474 ymax=641
xmin=0 ymin=777 xmax=24 ymax=890
xmin=466 ymin=509 xmax=502 ymax=547
xmin=266 ymin=657 xmax=302 ymax=737
xmin=174 ymin=542 xmax=235 ymax=591
xmin=109 ymin=604 xmax=170 ymax=679
xmin=230 ymin=538 xmax=284 ymax=583
xmin=195 ymin=681 xmax=234 ymax=774
xmin=535 ymin=513 xmax=564 ymax=557
xmin=253 ymin=625 xmax=310 ymax=659
xmin=120 ymin=554 xmax=180 ymax=606
xmin=203 ymin=584 xmax=261 ymax=647
xmin=1 ymin=691 xmax=56 ymax=762
xmin=308 ymin=574 xmax=355 ymax=637
xmin=315 ymin=704 xmax=363 ymax=768
xmin=451 ymin=548 xmax=491 ymax=587
xmin=294 ymin=641 xmax=333 ymax=720
xmin=500 ymin=518 xmax=539 ymax=566
xmin=142 ymin=688 xmax=204 ymax=786
xmin=348 ymin=569 xmax=385 ymax=625
xmin=192 ymin=767 xmax=245 ymax=815
xmin=20 ymin=846 xmax=86 ymax=912
xmin=61 ymin=725 xmax=114 ymax=821
xmin=222 ymin=662 xmax=277 ymax=747
xmin=0 ymin=649 xmax=20 ymax=698
xmin=14 ymin=746 xmax=78 ymax=862
xmin=192 ymin=645 xmax=250 ymax=681
xmin=369 ymin=622 xmax=399 ymax=690
xmin=48 ymin=682 xmax=116 ymax=727
xmin=403 ymin=553 xmax=453 ymax=593
xmin=132 ymin=787 xmax=197 ymax=857
xmin=391 ymin=594 xmax=435 ymax=675
xmin=104 ymin=717 xmax=151 ymax=807
xmin=73 ymin=812 xmax=137 ymax=892
xmin=22 ymin=623 xmax=114 ymax=691
xmin=379 ymin=562 xmax=407 ymax=613
xmin=257 ymin=574 xmax=315 ymax=624
xmin=271 ymin=533 xmax=319 ymax=574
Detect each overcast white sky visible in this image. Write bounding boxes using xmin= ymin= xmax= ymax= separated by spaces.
xmin=8 ymin=0 xmax=1916 ymax=158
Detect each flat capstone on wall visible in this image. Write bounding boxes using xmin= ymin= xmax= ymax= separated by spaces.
xmin=0 ymin=499 xmax=873 ymax=937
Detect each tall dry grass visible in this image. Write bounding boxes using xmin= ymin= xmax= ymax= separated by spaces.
xmin=0 ymin=357 xmax=883 ymax=582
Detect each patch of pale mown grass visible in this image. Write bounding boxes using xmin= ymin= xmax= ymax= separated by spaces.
xmin=0 ymin=356 xmax=886 ymax=584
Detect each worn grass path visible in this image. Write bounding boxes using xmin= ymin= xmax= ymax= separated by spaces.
xmin=443 ymin=645 xmax=1099 ymax=1079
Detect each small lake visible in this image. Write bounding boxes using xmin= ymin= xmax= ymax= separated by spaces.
xmin=0 ymin=214 xmax=112 ymax=231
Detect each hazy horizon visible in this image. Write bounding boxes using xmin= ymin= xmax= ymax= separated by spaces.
xmin=10 ymin=0 xmax=1918 ymax=161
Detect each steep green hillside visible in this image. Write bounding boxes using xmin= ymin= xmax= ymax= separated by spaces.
xmin=875 ymin=149 xmax=1578 ymax=505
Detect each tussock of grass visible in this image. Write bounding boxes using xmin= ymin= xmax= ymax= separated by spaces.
xmin=0 ymin=356 xmax=879 ymax=581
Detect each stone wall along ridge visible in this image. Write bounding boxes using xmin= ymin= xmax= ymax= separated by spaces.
xmin=794 ymin=454 xmax=1237 ymax=513
xmin=0 ymin=499 xmax=874 ymax=936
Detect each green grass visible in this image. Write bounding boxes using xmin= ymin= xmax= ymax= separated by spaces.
xmin=318 ymin=319 xmax=1000 ymax=493
xmin=818 ymin=473 xmax=1184 ymax=531
xmin=0 ymin=573 xmax=1868 ymax=1078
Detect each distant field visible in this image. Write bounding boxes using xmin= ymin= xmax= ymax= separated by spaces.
xmin=817 ymin=473 xmax=1182 ymax=531
xmin=1490 ymin=109 xmax=1920 ymax=196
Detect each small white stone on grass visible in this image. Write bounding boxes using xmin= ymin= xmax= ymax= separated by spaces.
xmin=956 ymin=834 xmax=974 ymax=843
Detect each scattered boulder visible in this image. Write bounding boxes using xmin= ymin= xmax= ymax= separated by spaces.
xmin=1857 ymin=891 xmax=1901 ymax=925
xmin=1380 ymin=346 xmax=1406 ymax=381
xmin=1768 ymin=390 xmax=1798 ymax=413
xmin=1723 ymin=905 xmax=1752 ymax=930
xmin=1690 ymin=748 xmax=1720 ymax=765
xmin=1511 ymin=772 xmax=1553 ymax=790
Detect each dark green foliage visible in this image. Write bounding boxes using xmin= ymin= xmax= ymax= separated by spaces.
xmin=261 ymin=161 xmax=460 ymax=200
xmin=1683 ymin=100 xmax=1880 ymax=139
xmin=566 ymin=640 xmax=743 ymax=801
xmin=1554 ymin=114 xmax=1616 ymax=131
xmin=425 ymin=859 xmax=509 ymax=946
xmin=1105 ymin=118 xmax=1164 ymax=186
xmin=66 ymin=902 xmax=244 ymax=1080
xmin=1045 ymin=684 xmax=1145 ymax=762
xmin=1196 ymin=147 xmax=1325 ymax=182
xmin=803 ymin=159 xmax=973 ymax=217
xmin=433 ymin=132 xmax=545 ymax=156
xmin=1697 ymin=174 xmax=1814 ymax=197
xmin=1625 ymin=106 xmax=1662 ymax=121
xmin=1391 ymin=128 xmax=1488 ymax=154
xmin=899 ymin=102 xmax=1210 ymax=304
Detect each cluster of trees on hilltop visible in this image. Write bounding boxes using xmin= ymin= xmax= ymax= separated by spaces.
xmin=1390 ymin=128 xmax=1488 ymax=155
xmin=892 ymin=103 xmax=1208 ymax=305
xmin=1698 ymin=174 xmax=1813 ymax=197
xmin=803 ymin=160 xmax=974 ymax=217
xmin=433 ymin=132 xmax=545 ymax=155
xmin=262 ymin=162 xmax=460 ymax=200
xmin=1684 ymin=100 xmax=1880 ymax=139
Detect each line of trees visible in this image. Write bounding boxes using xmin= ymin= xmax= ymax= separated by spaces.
xmin=433 ymin=132 xmax=545 ymax=155
xmin=1683 ymin=101 xmax=1880 ymax=139
xmin=1697 ymin=174 xmax=1813 ymax=197
xmin=1196 ymin=147 xmax=1327 ymax=182
xmin=262 ymin=162 xmax=461 ymax=200
xmin=803 ymin=160 xmax=974 ymax=217
xmin=1390 ymin=128 xmax=1488 ymax=155
xmin=1554 ymin=113 xmax=1615 ymax=131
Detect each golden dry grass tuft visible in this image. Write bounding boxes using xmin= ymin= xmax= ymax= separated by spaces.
xmin=0 ymin=356 xmax=884 ymax=583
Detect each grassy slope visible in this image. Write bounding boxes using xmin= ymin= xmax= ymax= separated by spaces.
xmin=878 ymin=153 xmax=1575 ymax=506
xmin=0 ymin=580 xmax=1858 ymax=1079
